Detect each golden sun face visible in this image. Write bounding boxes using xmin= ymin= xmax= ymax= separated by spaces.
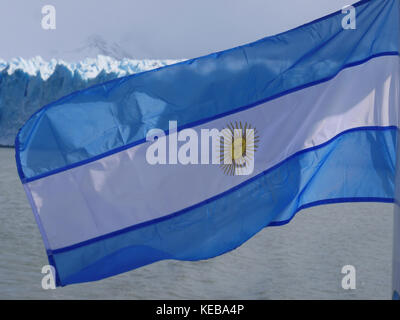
xmin=232 ymin=137 xmax=246 ymax=161
xmin=219 ymin=121 xmax=259 ymax=176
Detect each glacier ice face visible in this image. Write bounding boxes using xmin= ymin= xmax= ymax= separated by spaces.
xmin=0 ymin=55 xmax=181 ymax=146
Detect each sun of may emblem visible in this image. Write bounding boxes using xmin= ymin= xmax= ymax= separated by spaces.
xmin=219 ymin=121 xmax=259 ymax=176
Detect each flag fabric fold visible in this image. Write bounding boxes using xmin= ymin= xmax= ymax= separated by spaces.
xmin=15 ymin=0 xmax=400 ymax=286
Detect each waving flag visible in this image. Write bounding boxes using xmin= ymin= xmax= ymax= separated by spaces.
xmin=16 ymin=0 xmax=400 ymax=286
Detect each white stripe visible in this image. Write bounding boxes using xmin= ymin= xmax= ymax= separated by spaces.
xmin=28 ymin=55 xmax=399 ymax=250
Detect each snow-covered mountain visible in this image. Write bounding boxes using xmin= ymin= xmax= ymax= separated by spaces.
xmin=0 ymin=55 xmax=182 ymax=147
xmin=68 ymin=35 xmax=136 ymax=61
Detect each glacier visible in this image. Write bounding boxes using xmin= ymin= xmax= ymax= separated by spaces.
xmin=0 ymin=55 xmax=181 ymax=147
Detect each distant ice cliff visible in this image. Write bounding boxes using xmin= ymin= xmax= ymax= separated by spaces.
xmin=0 ymin=55 xmax=181 ymax=146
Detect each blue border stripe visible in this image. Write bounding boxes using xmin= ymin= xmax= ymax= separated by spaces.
xmin=19 ymin=52 xmax=399 ymax=184
xmin=52 ymin=194 xmax=394 ymax=287
xmin=49 ymin=125 xmax=397 ymax=255
xmin=269 ymin=197 xmax=395 ymax=227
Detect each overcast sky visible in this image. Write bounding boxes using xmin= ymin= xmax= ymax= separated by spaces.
xmin=0 ymin=0 xmax=352 ymax=61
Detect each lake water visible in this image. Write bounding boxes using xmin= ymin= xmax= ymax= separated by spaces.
xmin=0 ymin=147 xmax=394 ymax=299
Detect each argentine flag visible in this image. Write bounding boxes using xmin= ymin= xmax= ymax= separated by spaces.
xmin=15 ymin=0 xmax=400 ymax=287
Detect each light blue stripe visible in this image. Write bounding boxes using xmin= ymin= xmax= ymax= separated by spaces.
xmin=15 ymin=0 xmax=399 ymax=181
xmin=49 ymin=127 xmax=397 ymax=286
